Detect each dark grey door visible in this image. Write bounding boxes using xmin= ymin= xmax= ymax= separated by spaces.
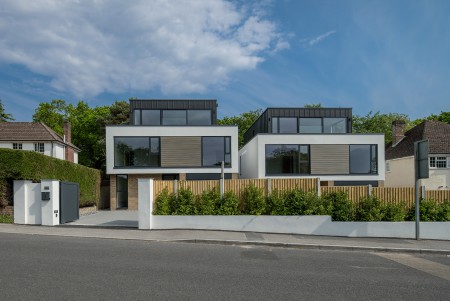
xmin=60 ymin=182 xmax=79 ymax=224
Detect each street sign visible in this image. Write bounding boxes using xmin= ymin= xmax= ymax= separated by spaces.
xmin=415 ymin=140 xmax=429 ymax=179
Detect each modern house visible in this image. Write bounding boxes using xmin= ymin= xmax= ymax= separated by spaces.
xmin=105 ymin=99 xmax=238 ymax=210
xmin=239 ymin=108 xmax=385 ymax=186
xmin=385 ymin=120 xmax=450 ymax=189
xmin=0 ymin=121 xmax=79 ymax=163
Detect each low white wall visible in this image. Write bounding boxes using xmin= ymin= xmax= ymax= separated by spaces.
xmin=149 ymin=215 xmax=450 ymax=240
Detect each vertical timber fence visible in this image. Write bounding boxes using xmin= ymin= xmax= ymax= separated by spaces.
xmin=152 ymin=178 xmax=450 ymax=209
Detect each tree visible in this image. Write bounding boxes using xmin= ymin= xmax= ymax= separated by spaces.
xmin=32 ymin=99 xmax=68 ymax=134
xmin=0 ymin=99 xmax=14 ymax=122
xmin=218 ymin=109 xmax=263 ymax=148
xmin=425 ymin=111 xmax=450 ymax=123
xmin=352 ymin=111 xmax=412 ymax=144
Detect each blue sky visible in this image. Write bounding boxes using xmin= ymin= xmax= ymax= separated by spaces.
xmin=1 ymin=0 xmax=449 ymax=121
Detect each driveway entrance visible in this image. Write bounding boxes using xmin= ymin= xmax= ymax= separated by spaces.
xmin=65 ymin=210 xmax=138 ymax=228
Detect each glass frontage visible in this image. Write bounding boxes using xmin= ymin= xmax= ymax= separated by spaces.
xmin=162 ymin=110 xmax=186 ymax=125
xmin=142 ymin=110 xmax=161 ymax=125
xmin=349 ymin=145 xmax=377 ymax=174
xmin=279 ymin=118 xmax=298 ymax=133
xmin=202 ymin=137 xmax=231 ymax=167
xmin=187 ymin=110 xmax=211 ymax=125
xmin=265 ymin=144 xmax=310 ymax=175
xmin=299 ymin=118 xmax=322 ymax=133
xmin=116 ymin=175 xmax=128 ymax=209
xmin=114 ymin=137 xmax=160 ymax=167
xmin=323 ymin=118 xmax=346 ymax=133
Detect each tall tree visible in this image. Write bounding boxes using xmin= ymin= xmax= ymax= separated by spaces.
xmin=0 ymin=99 xmax=15 ymax=122
xmin=352 ymin=111 xmax=412 ymax=144
xmin=218 ymin=109 xmax=263 ymax=148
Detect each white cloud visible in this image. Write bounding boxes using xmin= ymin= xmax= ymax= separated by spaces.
xmin=300 ymin=30 xmax=336 ymax=48
xmin=0 ymin=0 xmax=287 ymax=97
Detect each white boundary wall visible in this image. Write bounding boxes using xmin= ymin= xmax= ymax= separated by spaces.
xmin=138 ymin=178 xmax=450 ymax=240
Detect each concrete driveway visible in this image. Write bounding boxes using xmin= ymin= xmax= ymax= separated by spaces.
xmin=67 ymin=210 xmax=138 ymax=228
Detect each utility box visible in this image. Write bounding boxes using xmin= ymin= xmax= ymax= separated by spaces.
xmin=40 ymin=180 xmax=60 ymax=226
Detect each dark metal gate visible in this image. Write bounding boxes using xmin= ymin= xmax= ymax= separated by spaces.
xmin=60 ymin=182 xmax=79 ymax=224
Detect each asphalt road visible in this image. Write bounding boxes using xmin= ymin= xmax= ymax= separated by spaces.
xmin=0 ymin=233 xmax=449 ymax=301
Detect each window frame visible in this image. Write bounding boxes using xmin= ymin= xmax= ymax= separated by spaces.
xmin=265 ymin=144 xmax=310 ymax=176
xmin=113 ymin=136 xmax=160 ymax=168
xmin=201 ymin=136 xmax=231 ymax=167
xmin=349 ymin=144 xmax=378 ymax=174
xmin=34 ymin=142 xmax=44 ymax=153
xmin=13 ymin=143 xmax=23 ymax=150
xmin=429 ymin=156 xmax=448 ymax=169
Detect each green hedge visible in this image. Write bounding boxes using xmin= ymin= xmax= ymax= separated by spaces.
xmin=0 ymin=149 xmax=100 ymax=208
xmin=153 ymin=186 xmax=450 ymax=222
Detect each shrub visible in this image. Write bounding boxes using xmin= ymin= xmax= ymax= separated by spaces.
xmin=322 ymin=191 xmax=354 ymax=221
xmin=267 ymin=189 xmax=285 ymax=215
xmin=217 ymin=191 xmax=240 ymax=215
xmin=198 ymin=187 xmax=220 ymax=215
xmin=0 ymin=149 xmax=100 ymax=208
xmin=283 ymin=189 xmax=318 ymax=215
xmin=172 ymin=188 xmax=196 ymax=215
xmin=0 ymin=214 xmax=13 ymax=224
xmin=153 ymin=188 xmax=172 ymax=215
xmin=382 ymin=202 xmax=407 ymax=221
xmin=242 ymin=184 xmax=266 ymax=215
xmin=355 ymin=196 xmax=384 ymax=221
xmin=437 ymin=200 xmax=450 ymax=221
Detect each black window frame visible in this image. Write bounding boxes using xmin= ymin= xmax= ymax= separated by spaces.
xmin=271 ymin=116 xmax=349 ymax=134
xmin=201 ymin=136 xmax=232 ymax=167
xmin=349 ymin=144 xmax=378 ymax=174
xmin=113 ymin=136 xmax=160 ymax=168
xmin=265 ymin=144 xmax=310 ymax=176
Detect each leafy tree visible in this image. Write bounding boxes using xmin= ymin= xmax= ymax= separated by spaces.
xmin=425 ymin=111 xmax=450 ymax=123
xmin=218 ymin=109 xmax=262 ymax=148
xmin=352 ymin=111 xmax=413 ymax=144
xmin=0 ymin=99 xmax=15 ymax=122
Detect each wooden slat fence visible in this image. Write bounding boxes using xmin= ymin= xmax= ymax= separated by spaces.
xmin=179 ymin=180 xmax=220 ymax=196
xmin=373 ymin=187 xmax=415 ymax=208
xmin=425 ymin=190 xmax=450 ymax=204
xmin=153 ymin=180 xmax=175 ymax=199
xmin=224 ymin=179 xmax=267 ymax=199
xmin=270 ymin=178 xmax=317 ymax=193
xmin=321 ymin=186 xmax=369 ymax=202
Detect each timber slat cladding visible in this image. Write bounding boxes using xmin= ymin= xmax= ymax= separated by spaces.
xmin=161 ymin=136 xmax=201 ymax=167
xmin=310 ymin=144 xmax=349 ymax=175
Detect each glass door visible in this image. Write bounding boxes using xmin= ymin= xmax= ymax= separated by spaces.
xmin=116 ymin=175 xmax=128 ymax=209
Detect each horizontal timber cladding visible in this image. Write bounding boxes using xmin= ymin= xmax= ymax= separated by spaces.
xmin=161 ymin=136 xmax=201 ymax=167
xmin=310 ymin=144 xmax=349 ymax=175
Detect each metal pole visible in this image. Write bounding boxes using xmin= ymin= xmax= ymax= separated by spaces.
xmin=220 ymin=161 xmax=225 ymax=199
xmin=415 ymin=179 xmax=420 ymax=240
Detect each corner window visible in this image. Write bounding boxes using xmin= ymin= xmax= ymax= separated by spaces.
xmin=114 ymin=137 xmax=160 ymax=167
xmin=34 ymin=143 xmax=44 ymax=153
xmin=324 ymin=118 xmax=347 ymax=133
xmin=202 ymin=137 xmax=231 ymax=167
xmin=349 ymin=145 xmax=377 ymax=174
xmin=430 ymin=156 xmax=448 ymax=168
xmin=13 ymin=143 xmax=22 ymax=150
xmin=265 ymin=144 xmax=310 ymax=175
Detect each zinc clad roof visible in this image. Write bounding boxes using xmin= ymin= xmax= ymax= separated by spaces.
xmin=386 ymin=120 xmax=450 ymax=160
xmin=0 ymin=122 xmax=80 ymax=151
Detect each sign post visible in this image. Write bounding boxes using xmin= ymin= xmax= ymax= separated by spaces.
xmin=414 ymin=140 xmax=429 ymax=240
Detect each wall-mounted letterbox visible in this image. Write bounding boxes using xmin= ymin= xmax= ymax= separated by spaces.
xmin=41 ymin=192 xmax=50 ymax=201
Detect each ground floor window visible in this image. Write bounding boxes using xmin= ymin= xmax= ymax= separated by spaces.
xmin=265 ymin=144 xmax=310 ymax=175
xmin=429 ymin=156 xmax=448 ymax=168
xmin=202 ymin=137 xmax=231 ymax=167
xmin=13 ymin=143 xmax=22 ymax=150
xmin=116 ymin=175 xmax=128 ymax=209
xmin=349 ymin=145 xmax=377 ymax=174
xmin=34 ymin=142 xmax=44 ymax=153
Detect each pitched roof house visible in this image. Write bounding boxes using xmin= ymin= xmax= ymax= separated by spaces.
xmin=385 ymin=120 xmax=450 ymax=189
xmin=0 ymin=121 xmax=80 ymax=163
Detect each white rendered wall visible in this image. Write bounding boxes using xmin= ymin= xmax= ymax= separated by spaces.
xmin=40 ymin=180 xmax=60 ymax=226
xmin=73 ymin=151 xmax=79 ymax=164
xmin=53 ymin=143 xmax=65 ymax=160
xmin=106 ymin=126 xmax=239 ymax=175
xmin=239 ymin=136 xmax=259 ymax=179
xmin=13 ymin=181 xmax=41 ymax=225
xmin=239 ymin=134 xmax=385 ymax=181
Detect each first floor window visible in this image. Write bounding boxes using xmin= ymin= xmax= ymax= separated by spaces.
xmin=34 ymin=143 xmax=44 ymax=153
xmin=202 ymin=137 xmax=231 ymax=167
xmin=349 ymin=145 xmax=377 ymax=174
xmin=114 ymin=137 xmax=160 ymax=167
xmin=429 ymin=156 xmax=448 ymax=168
xmin=13 ymin=143 xmax=22 ymax=150
xmin=265 ymin=144 xmax=310 ymax=175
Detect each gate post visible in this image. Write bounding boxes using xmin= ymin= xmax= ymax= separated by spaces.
xmin=138 ymin=178 xmax=153 ymax=230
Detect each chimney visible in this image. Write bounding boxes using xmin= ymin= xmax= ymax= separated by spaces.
xmin=64 ymin=120 xmax=74 ymax=162
xmin=391 ymin=120 xmax=405 ymax=147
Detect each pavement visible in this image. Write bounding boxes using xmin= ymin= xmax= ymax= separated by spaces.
xmin=1 ymin=210 xmax=450 ymax=255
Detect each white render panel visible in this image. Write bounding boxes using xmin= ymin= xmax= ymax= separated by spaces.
xmin=74 ymin=151 xmax=79 ymax=164
xmin=53 ymin=143 xmax=65 ymax=160
xmin=239 ymin=134 xmax=385 ymax=181
xmin=106 ymin=126 xmax=239 ymax=174
xmin=239 ymin=136 xmax=259 ymax=178
xmin=0 ymin=142 xmax=12 ymax=149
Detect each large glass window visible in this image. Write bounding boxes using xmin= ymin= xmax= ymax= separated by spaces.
xmin=202 ymin=137 xmax=231 ymax=167
xmin=187 ymin=110 xmax=211 ymax=125
xmin=324 ymin=118 xmax=347 ymax=133
xmin=265 ymin=144 xmax=310 ymax=175
xmin=114 ymin=137 xmax=160 ymax=167
xmin=349 ymin=145 xmax=377 ymax=174
xmin=133 ymin=110 xmax=141 ymax=125
xmin=142 ymin=110 xmax=161 ymax=125
xmin=299 ymin=118 xmax=322 ymax=133
xmin=279 ymin=118 xmax=298 ymax=133
xmin=163 ymin=110 xmax=186 ymax=125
